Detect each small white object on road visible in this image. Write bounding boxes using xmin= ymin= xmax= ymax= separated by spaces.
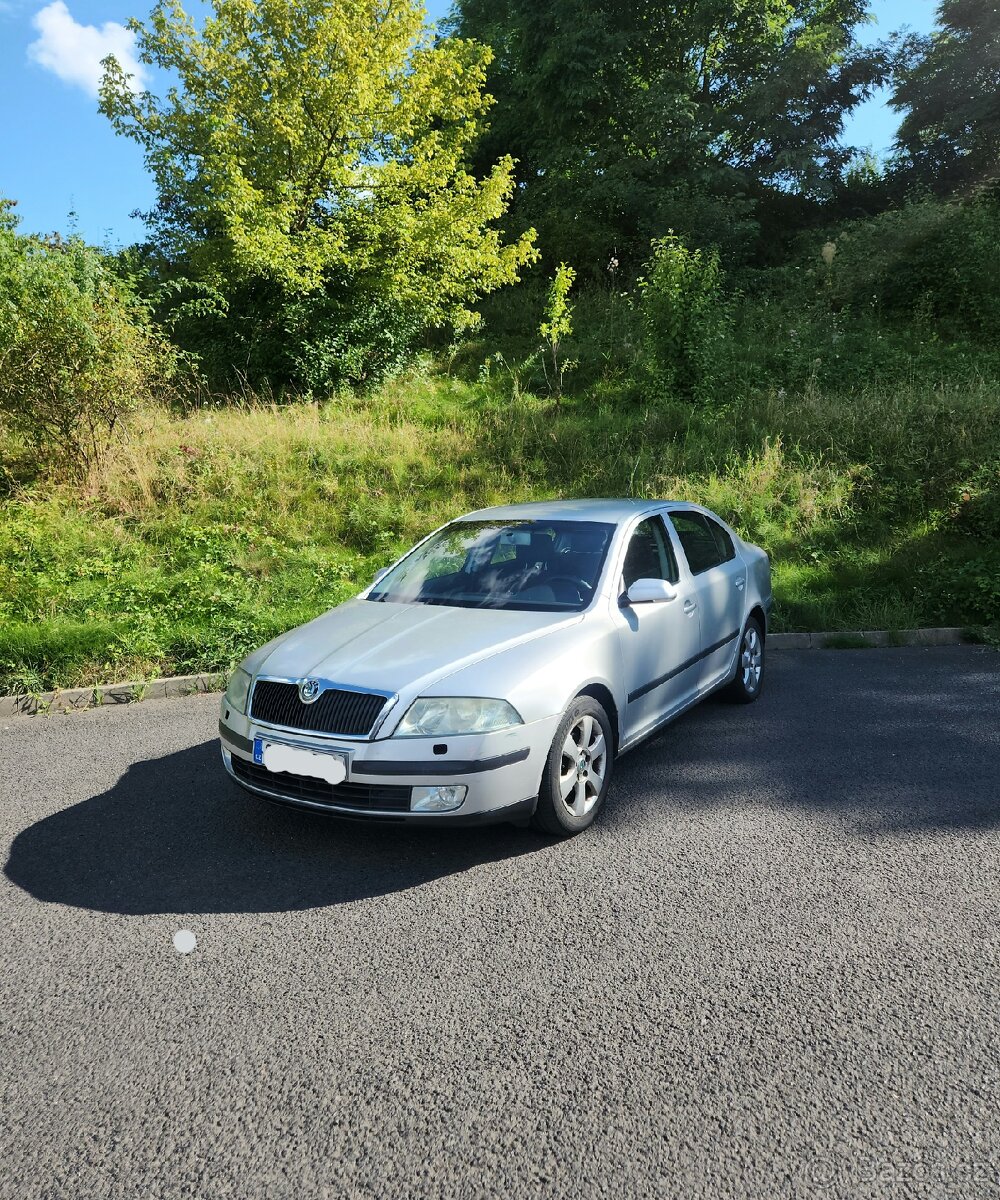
xmin=173 ymin=929 xmax=197 ymax=954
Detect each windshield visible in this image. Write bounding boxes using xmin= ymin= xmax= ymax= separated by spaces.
xmin=368 ymin=520 xmax=616 ymax=611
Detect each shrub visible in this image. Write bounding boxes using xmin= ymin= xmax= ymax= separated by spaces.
xmin=160 ymin=273 xmax=426 ymax=395
xmin=950 ymin=462 xmax=1000 ymax=542
xmin=538 ymin=263 xmax=577 ymax=403
xmin=0 ymin=203 xmax=178 ymax=476
xmin=823 ymin=197 xmax=1000 ymax=341
xmin=638 ymin=234 xmax=726 ymax=402
xmin=923 ymin=554 xmax=1000 ymax=626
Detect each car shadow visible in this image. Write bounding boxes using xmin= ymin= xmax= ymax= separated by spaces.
xmin=603 ymin=646 xmax=1000 ymax=836
xmin=6 ymin=648 xmax=998 ymax=917
xmin=4 ymin=739 xmax=549 ymax=916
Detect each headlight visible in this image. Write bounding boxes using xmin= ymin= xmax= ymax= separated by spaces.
xmin=224 ymin=667 xmax=252 ymax=715
xmin=393 ymin=697 xmax=523 ymax=738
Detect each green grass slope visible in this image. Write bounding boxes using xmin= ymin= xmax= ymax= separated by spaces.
xmin=2 ymin=361 xmax=998 ymax=693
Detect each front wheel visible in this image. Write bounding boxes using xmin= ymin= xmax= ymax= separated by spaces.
xmin=722 ymin=616 xmax=765 ymax=703
xmin=531 ymin=697 xmax=615 ymax=837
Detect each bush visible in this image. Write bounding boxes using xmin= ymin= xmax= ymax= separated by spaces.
xmin=949 ymin=461 xmax=1000 ymax=541
xmin=823 ymin=197 xmax=1000 ymax=341
xmin=638 ymin=234 xmax=727 ymax=402
xmin=158 ymin=272 xmax=425 ymax=395
xmin=923 ymin=553 xmax=1000 ymax=627
xmin=0 ymin=203 xmax=177 ymax=476
xmin=538 ymin=263 xmax=576 ymax=402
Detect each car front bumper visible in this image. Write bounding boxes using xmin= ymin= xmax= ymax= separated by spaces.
xmin=218 ymin=706 xmax=558 ymax=825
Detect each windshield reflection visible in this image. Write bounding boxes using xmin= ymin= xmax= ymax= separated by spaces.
xmin=368 ymin=520 xmax=615 ymax=612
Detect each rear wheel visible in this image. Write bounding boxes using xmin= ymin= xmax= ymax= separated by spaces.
xmin=532 ymin=697 xmax=615 ymax=837
xmin=722 ymin=616 xmax=765 ymax=703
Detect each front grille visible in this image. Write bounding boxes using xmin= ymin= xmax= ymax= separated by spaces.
xmin=231 ymin=754 xmax=411 ymax=812
xmin=249 ymin=679 xmax=387 ymax=737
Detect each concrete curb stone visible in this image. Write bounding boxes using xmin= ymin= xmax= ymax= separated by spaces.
xmin=767 ymin=627 xmax=966 ymax=650
xmin=0 ymin=672 xmax=224 ymax=719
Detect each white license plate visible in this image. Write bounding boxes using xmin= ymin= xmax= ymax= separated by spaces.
xmin=253 ymin=737 xmax=347 ymax=786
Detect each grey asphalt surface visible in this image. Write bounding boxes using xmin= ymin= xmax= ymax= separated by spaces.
xmin=2 ymin=646 xmax=1000 ymax=1200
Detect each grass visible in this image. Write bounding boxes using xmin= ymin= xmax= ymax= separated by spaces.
xmin=1 ymin=349 xmax=998 ymax=693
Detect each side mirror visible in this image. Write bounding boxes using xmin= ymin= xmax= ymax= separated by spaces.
xmin=371 ymin=567 xmax=390 ymax=586
xmin=624 ymin=578 xmax=677 ymax=605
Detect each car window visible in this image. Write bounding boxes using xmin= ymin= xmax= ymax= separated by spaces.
xmin=368 ymin=519 xmax=615 ymax=611
xmin=622 ymin=517 xmax=679 ymax=587
xmin=668 ymin=510 xmax=727 ymax=574
xmin=706 ymin=517 xmax=736 ymax=563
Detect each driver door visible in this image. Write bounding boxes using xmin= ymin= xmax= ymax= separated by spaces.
xmin=614 ymin=515 xmax=703 ymax=744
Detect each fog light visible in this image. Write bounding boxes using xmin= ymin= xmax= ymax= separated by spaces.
xmin=410 ymin=785 xmax=467 ymax=813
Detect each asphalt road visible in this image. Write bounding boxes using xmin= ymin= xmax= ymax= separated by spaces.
xmin=2 ymin=646 xmax=1000 ymax=1200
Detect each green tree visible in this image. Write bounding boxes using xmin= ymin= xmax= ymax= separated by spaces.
xmin=539 ymin=262 xmax=576 ymax=403
xmin=890 ymin=0 xmax=1000 ymax=197
xmin=99 ymin=0 xmax=537 ymax=334
xmin=452 ymin=0 xmax=883 ymax=270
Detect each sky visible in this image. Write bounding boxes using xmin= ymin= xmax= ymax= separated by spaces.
xmin=0 ymin=0 xmax=938 ymax=247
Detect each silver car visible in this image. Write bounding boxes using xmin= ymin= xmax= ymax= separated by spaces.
xmin=219 ymin=499 xmax=772 ymax=836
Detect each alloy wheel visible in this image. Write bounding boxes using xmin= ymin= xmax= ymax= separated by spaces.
xmin=558 ymin=714 xmax=607 ymax=817
xmin=741 ymin=625 xmax=763 ymax=693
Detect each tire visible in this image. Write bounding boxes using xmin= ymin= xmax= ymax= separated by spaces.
xmin=531 ymin=696 xmax=615 ymax=837
xmin=722 ymin=616 xmax=765 ymax=704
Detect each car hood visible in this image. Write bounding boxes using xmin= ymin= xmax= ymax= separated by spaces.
xmin=256 ymin=598 xmax=582 ymax=697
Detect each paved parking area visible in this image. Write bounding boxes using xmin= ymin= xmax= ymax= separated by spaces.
xmin=2 ymin=646 xmax=999 ymax=1199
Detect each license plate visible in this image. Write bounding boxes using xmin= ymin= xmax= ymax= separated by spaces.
xmin=253 ymin=737 xmax=347 ymax=786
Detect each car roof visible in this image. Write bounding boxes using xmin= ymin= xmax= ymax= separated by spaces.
xmin=459 ymin=498 xmax=688 ymax=524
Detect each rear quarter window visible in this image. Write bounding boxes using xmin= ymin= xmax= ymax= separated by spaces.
xmin=707 ymin=518 xmax=736 ymax=563
xmin=668 ymin=511 xmax=728 ymax=574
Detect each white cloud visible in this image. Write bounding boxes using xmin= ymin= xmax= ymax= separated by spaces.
xmin=27 ymin=1 xmax=147 ymax=98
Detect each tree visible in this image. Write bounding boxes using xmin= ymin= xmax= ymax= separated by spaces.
xmin=99 ymin=0 xmax=537 ymax=334
xmin=452 ymin=0 xmax=884 ymax=271
xmin=0 ymin=200 xmax=177 ymax=476
xmin=890 ymin=0 xmax=1000 ymax=197
xmin=538 ymin=262 xmax=576 ymax=403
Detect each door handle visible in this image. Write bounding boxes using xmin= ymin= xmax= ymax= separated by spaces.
xmin=735 ymin=578 xmax=745 ymax=590
xmin=683 ymin=599 xmax=697 ymax=614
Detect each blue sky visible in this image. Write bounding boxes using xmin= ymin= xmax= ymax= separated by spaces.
xmin=0 ymin=0 xmax=937 ymax=246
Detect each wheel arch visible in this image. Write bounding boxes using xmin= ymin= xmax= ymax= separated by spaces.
xmin=748 ymin=604 xmax=767 ymax=642
xmin=575 ymin=682 xmax=620 ymax=754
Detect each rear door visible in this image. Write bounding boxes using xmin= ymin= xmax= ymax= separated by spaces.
xmin=613 ymin=515 xmax=704 ymax=743
xmin=665 ymin=510 xmax=747 ymax=689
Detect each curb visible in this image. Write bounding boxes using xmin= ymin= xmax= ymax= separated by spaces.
xmin=766 ymin=627 xmax=967 ymax=651
xmin=0 ymin=628 xmax=982 ymax=719
xmin=0 ymin=671 xmax=225 ymax=719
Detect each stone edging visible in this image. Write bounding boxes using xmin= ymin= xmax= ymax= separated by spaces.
xmin=0 ymin=628 xmax=979 ymax=718
xmin=766 ymin=627 xmax=967 ymax=650
xmin=0 ymin=672 xmax=225 ymax=719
